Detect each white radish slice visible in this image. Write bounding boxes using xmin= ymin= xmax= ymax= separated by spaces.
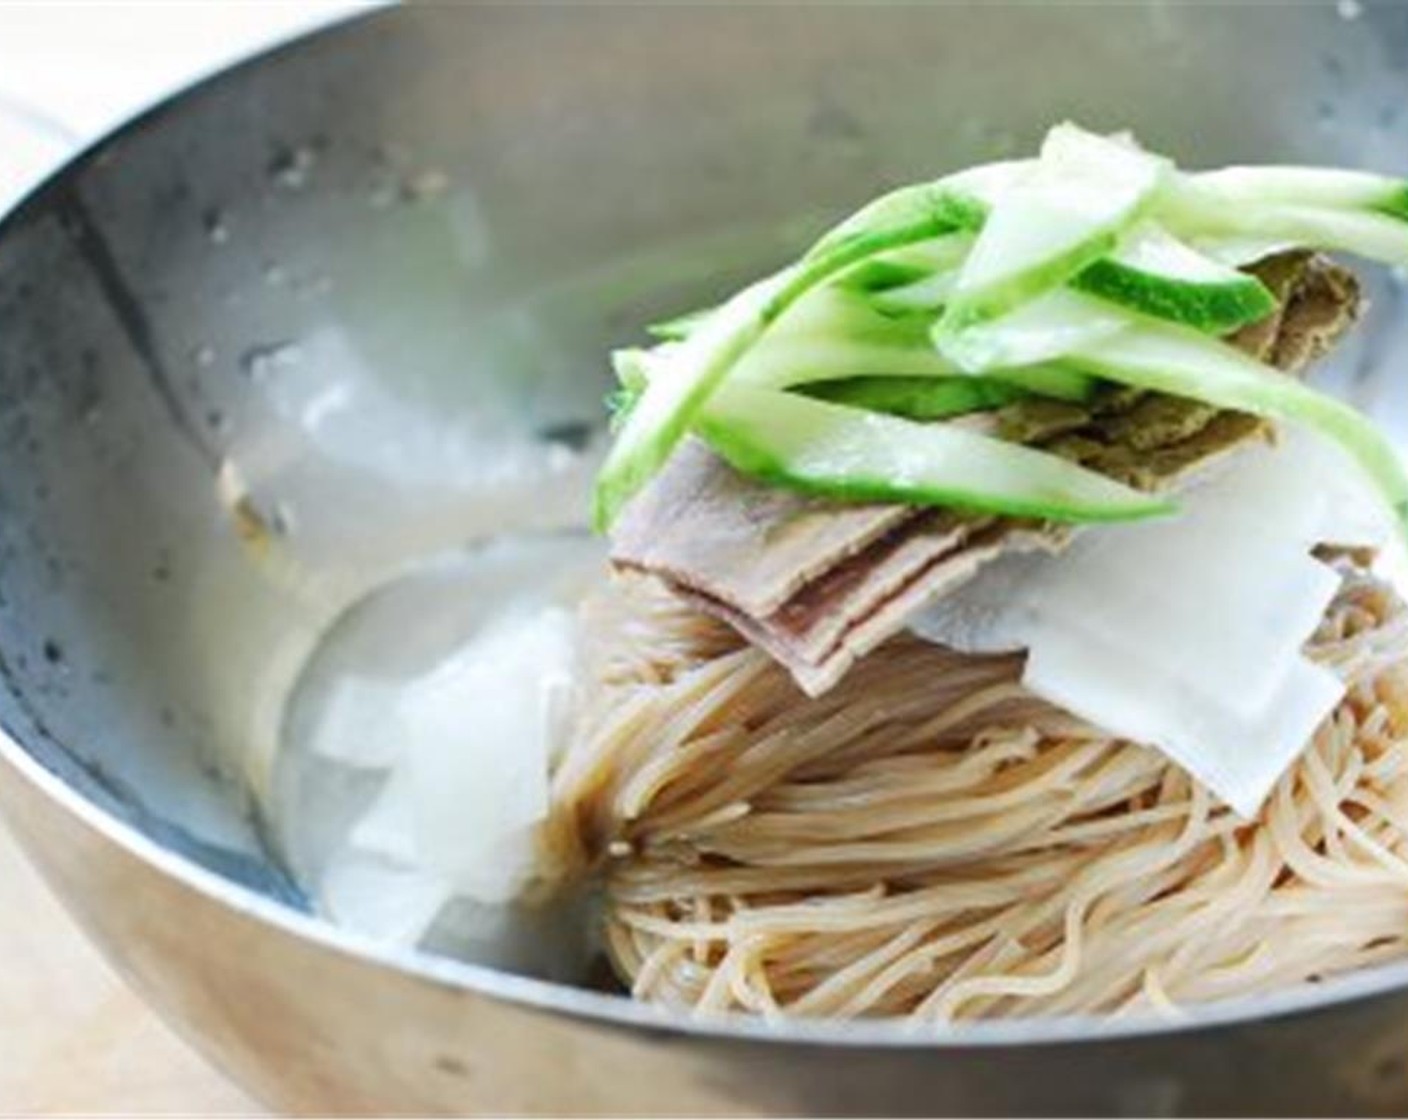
xmin=303 ymin=677 xmax=408 ymax=769
xmin=348 ymin=765 xmax=419 ymax=864
xmin=400 ymin=606 xmax=576 ymax=903
xmin=318 ymin=601 xmax=576 ymax=943
xmin=1024 ymin=626 xmax=1345 ymax=818
xmin=910 ymin=429 xmax=1388 ymax=816
xmin=319 ymin=846 xmax=454 ymax=949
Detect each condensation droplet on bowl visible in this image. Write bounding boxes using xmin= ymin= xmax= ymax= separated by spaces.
xmin=270 ymin=502 xmax=297 ymax=537
xmin=203 ymin=208 xmax=230 ymax=245
xmin=240 ymin=341 xmax=303 ymax=380
xmin=216 ymin=458 xmax=277 ymax=549
xmin=402 ymin=169 xmax=450 ymax=203
xmin=193 ymin=344 xmax=216 ymax=369
xmin=269 ymin=145 xmax=317 ymax=191
xmin=546 ymin=443 xmax=582 ymax=472
xmin=1316 ymin=100 xmax=1339 ymax=127
xmin=1337 ymin=0 xmax=1362 ymax=20
xmin=263 ymin=262 xmax=287 ymax=287
xmin=368 ymin=181 xmax=398 ymax=210
xmin=294 ymin=273 xmax=332 ymax=300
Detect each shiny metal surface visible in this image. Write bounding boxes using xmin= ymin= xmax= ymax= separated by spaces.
xmin=0 ymin=5 xmax=1407 ymax=1114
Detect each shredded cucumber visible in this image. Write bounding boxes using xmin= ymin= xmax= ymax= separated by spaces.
xmin=1159 ymin=166 xmax=1408 ymax=264
xmin=798 ymin=375 xmax=1022 ymax=420
xmin=994 ymin=363 xmax=1101 ymax=402
xmin=1070 ymin=223 xmax=1276 ymax=333
xmin=618 ymin=351 xmax=1090 ymax=428
xmin=1164 ymin=201 xmax=1408 ymax=267
xmin=732 ymin=334 xmax=961 ymax=387
xmin=731 ymin=288 xmax=957 ymax=388
xmin=869 ymin=269 xmax=959 ymax=315
xmin=875 ymin=224 xmax=1275 ymax=335
xmin=832 ymin=259 xmax=936 ymax=295
xmin=594 ymin=184 xmax=995 ymax=528
xmin=596 ymin=123 xmax=1408 ymax=537
xmin=938 ymin=288 xmax=1134 ymax=373
xmin=641 ymin=287 xmax=1099 ymax=398
xmin=937 ymin=125 xmax=1170 ymax=333
xmin=797 ymin=364 xmax=1098 ymax=419
xmin=804 ymin=162 xmax=1020 ymax=265
xmin=610 ymin=346 xmax=662 ymax=392
xmin=1170 ymin=166 xmax=1408 ymax=221
xmin=697 ymin=383 xmax=1173 ymax=523
xmin=1063 ymin=320 xmax=1408 ymax=540
xmin=645 ymin=237 xmax=967 ymax=339
xmin=646 ymin=307 xmax=712 ymax=342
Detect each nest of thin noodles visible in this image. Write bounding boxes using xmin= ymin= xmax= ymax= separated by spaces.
xmin=542 ymin=561 xmax=1408 ymax=1021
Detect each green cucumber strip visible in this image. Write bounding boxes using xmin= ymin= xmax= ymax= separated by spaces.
xmin=638 ymin=294 xmax=1094 ymax=406
xmin=876 ymin=222 xmax=1275 ymax=333
xmin=798 ymin=364 xmax=1098 ymax=419
xmin=937 ymin=288 xmax=1134 ymax=373
xmin=593 ymin=183 xmax=997 ymax=530
xmin=857 ymin=234 xmax=978 ymax=313
xmin=993 ymin=362 xmax=1099 ymax=402
xmin=834 ymin=233 xmax=976 ymax=297
xmin=611 ymin=346 xmax=661 ymax=391
xmin=731 ymin=287 xmax=954 ymax=388
xmin=646 ymin=307 xmax=712 ymax=342
xmin=1064 ymin=321 xmax=1408 ymax=540
xmin=650 ymin=227 xmax=977 ymax=338
xmin=1162 ymin=201 xmax=1408 ymax=267
xmin=599 ymin=134 xmax=1408 ymax=532
xmin=732 ymin=335 xmax=961 ymax=388
xmin=805 ymin=162 xmax=1019 ymax=264
xmin=606 ymin=384 xmax=642 ymax=431
xmin=1383 ymin=187 xmax=1408 ymax=222
xmin=1069 ymin=223 xmax=1276 ymax=334
xmin=870 ymin=268 xmax=958 ymax=315
xmin=730 ymin=289 xmax=1100 ymax=396
xmin=696 ymin=383 xmax=1174 ymax=524
xmin=797 ymin=375 xmax=1022 ymax=420
xmin=644 ymin=269 xmax=788 ymax=342
xmin=937 ymin=125 xmax=1170 ymax=334
xmin=1170 ymin=167 xmax=1408 ymax=222
xmin=875 ymin=233 xmax=977 ymax=273
xmin=631 ymin=288 xmax=1095 ymax=403
xmin=834 ymin=259 xmax=936 ymax=294
xmin=647 ymin=233 xmax=969 ymax=336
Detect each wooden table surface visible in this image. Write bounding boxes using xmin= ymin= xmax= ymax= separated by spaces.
xmin=0 ymin=820 xmax=262 ymax=1115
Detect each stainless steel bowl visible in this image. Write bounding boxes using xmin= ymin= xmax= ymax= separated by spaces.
xmin=2 ymin=5 xmax=1408 ymax=1114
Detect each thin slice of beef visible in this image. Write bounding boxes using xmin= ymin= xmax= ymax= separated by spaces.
xmin=610 ymin=253 xmax=1362 ymax=695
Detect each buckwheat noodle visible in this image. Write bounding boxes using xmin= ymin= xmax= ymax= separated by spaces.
xmin=542 ymin=562 xmax=1408 ymax=1021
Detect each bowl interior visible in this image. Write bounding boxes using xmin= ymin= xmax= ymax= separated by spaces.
xmin=0 ymin=2 xmax=1406 ymax=1027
